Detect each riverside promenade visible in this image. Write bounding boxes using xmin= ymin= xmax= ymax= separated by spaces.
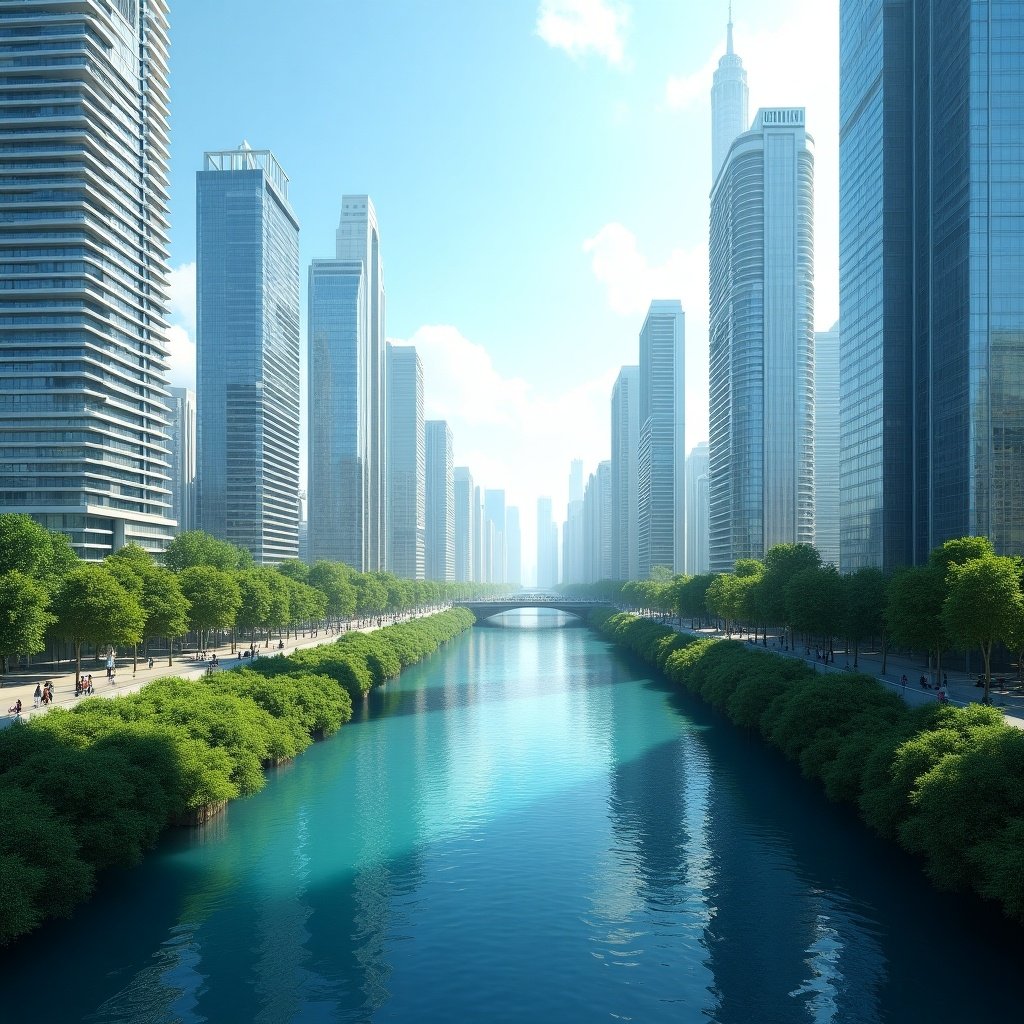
xmin=633 ymin=613 xmax=1024 ymax=727
xmin=1 ymin=607 xmax=449 ymax=730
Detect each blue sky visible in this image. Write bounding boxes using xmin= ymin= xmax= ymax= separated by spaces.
xmin=165 ymin=0 xmax=839 ymax=578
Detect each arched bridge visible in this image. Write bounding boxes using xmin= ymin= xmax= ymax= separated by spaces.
xmin=454 ymin=597 xmax=605 ymax=621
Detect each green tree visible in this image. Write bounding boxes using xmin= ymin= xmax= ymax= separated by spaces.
xmin=50 ymin=566 xmax=145 ymax=685
xmin=677 ymin=574 xmax=715 ymax=627
xmin=178 ymin=566 xmax=241 ymax=650
xmin=164 ymin=530 xmax=253 ymax=572
xmin=235 ymin=569 xmax=273 ymax=643
xmin=355 ymin=573 xmax=388 ymax=618
xmin=0 ymin=512 xmax=78 ymax=593
xmin=706 ymin=573 xmax=755 ymax=636
xmin=308 ymin=561 xmax=357 ymax=622
xmin=140 ymin=567 xmax=190 ymax=666
xmin=761 ymin=543 xmax=822 ymax=645
xmin=841 ymin=566 xmax=887 ymax=669
xmin=943 ymin=554 xmax=1024 ymax=704
xmin=929 ymin=536 xmax=995 ymax=576
xmin=886 ymin=565 xmax=947 ymax=683
xmin=275 ymin=559 xmax=310 ymax=584
xmin=785 ymin=564 xmax=842 ymax=654
xmin=0 ymin=570 xmax=54 ymax=673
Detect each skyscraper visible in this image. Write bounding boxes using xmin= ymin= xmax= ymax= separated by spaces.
xmin=167 ymin=388 xmax=196 ymax=536
xmin=840 ymin=0 xmax=1024 ymax=568
xmin=196 ymin=145 xmax=300 ymax=565
xmin=308 ymin=196 xmax=386 ymax=570
xmin=454 ymin=467 xmax=475 ymax=583
xmin=637 ymin=301 xmax=686 ymax=577
xmin=386 ymin=344 xmax=425 ymax=579
xmin=686 ymin=443 xmax=710 ymax=575
xmin=505 ymin=505 xmax=522 ymax=587
xmin=0 ymin=0 xmax=175 ymax=558
xmin=583 ymin=462 xmax=613 ymax=583
xmin=473 ymin=485 xmax=485 ymax=583
xmin=563 ymin=459 xmax=585 ymax=584
xmin=484 ymin=489 xmax=507 ymax=584
xmin=536 ymin=497 xmax=559 ymax=589
xmin=425 ymin=420 xmax=454 ymax=581
xmin=611 ymin=366 xmax=640 ymax=581
xmin=711 ymin=6 xmax=749 ymax=183
xmin=814 ymin=325 xmax=840 ymax=567
xmin=709 ymin=109 xmax=815 ymax=573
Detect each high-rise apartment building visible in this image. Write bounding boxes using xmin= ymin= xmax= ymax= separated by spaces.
xmin=196 ymin=145 xmax=300 ymax=565
xmin=583 ymin=462 xmax=613 ymax=583
xmin=611 ymin=366 xmax=640 ymax=581
xmin=484 ymin=489 xmax=506 ymax=584
xmin=505 ymin=505 xmax=521 ymax=587
xmin=536 ymin=497 xmax=559 ymax=589
xmin=814 ymin=324 xmax=840 ymax=566
xmin=167 ymin=387 xmax=196 ymax=535
xmin=308 ymin=196 xmax=387 ymax=570
xmin=425 ymin=420 xmax=454 ymax=581
xmin=711 ymin=10 xmax=749 ymax=183
xmin=0 ymin=0 xmax=175 ymax=558
xmin=454 ymin=467 xmax=475 ymax=583
xmin=685 ymin=443 xmax=710 ymax=576
xmin=840 ymin=0 xmax=1024 ymax=568
xmin=473 ymin=484 xmax=485 ymax=583
xmin=386 ymin=344 xmax=425 ymax=579
xmin=637 ymin=301 xmax=686 ymax=577
xmin=709 ymin=109 xmax=815 ymax=573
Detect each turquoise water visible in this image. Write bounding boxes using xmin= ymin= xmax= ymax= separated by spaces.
xmin=6 ymin=611 xmax=1022 ymax=1023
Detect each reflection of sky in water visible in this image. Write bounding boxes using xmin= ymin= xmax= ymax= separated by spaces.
xmin=10 ymin=618 xmax=1024 ymax=1024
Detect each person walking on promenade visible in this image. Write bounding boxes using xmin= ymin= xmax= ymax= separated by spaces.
xmin=33 ymin=683 xmax=41 ymax=708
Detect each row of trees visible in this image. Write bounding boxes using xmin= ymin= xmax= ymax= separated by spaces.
xmin=0 ymin=516 xmax=508 ymax=684
xmin=592 ymin=608 xmax=1024 ymax=924
xmin=562 ymin=537 xmax=1024 ymax=704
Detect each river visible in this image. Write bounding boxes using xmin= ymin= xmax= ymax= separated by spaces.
xmin=6 ymin=611 xmax=1022 ymax=1023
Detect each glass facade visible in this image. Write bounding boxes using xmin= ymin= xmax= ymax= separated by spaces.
xmin=536 ymin=496 xmax=558 ymax=588
xmin=840 ymin=0 xmax=1024 ymax=568
xmin=814 ymin=326 xmax=841 ymax=566
xmin=686 ymin=442 xmax=710 ymax=575
xmin=454 ymin=466 xmax=474 ymax=583
xmin=386 ymin=343 xmax=425 ymax=579
xmin=637 ymin=300 xmax=686 ymax=578
xmin=0 ymin=0 xmax=175 ymax=559
xmin=425 ymin=420 xmax=454 ymax=582
xmin=610 ymin=365 xmax=640 ymax=581
xmin=709 ymin=109 xmax=815 ymax=573
xmin=166 ymin=385 xmax=195 ymax=534
xmin=195 ymin=146 xmax=300 ymax=565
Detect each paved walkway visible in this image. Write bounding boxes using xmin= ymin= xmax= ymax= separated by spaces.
xmin=1 ymin=608 xmax=449 ymax=729
xmin=633 ymin=613 xmax=1024 ymax=728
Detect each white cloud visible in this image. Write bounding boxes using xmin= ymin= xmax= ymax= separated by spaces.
xmin=393 ymin=324 xmax=621 ymax=581
xmin=536 ymin=0 xmax=630 ymax=65
xmin=164 ymin=261 xmax=197 ymax=389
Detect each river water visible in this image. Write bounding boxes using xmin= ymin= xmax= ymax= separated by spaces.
xmin=6 ymin=612 xmax=1022 ymax=1023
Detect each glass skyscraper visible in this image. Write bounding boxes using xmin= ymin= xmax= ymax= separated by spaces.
xmin=611 ymin=365 xmax=640 ymax=581
xmin=0 ymin=0 xmax=175 ymax=558
xmin=841 ymin=0 xmax=1024 ymax=568
xmin=708 ymin=108 xmax=815 ymax=573
xmin=814 ymin=325 xmax=840 ymax=567
xmin=195 ymin=145 xmax=300 ymax=565
xmin=386 ymin=343 xmax=425 ymax=579
xmin=711 ymin=11 xmax=749 ymax=183
xmin=308 ymin=196 xmax=386 ymax=571
xmin=637 ymin=300 xmax=686 ymax=578
xmin=454 ymin=466 xmax=474 ymax=583
xmin=167 ymin=386 xmax=195 ymax=535
xmin=425 ymin=420 xmax=454 ymax=582
xmin=685 ymin=442 xmax=710 ymax=576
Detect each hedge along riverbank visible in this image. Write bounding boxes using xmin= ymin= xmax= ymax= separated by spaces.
xmin=0 ymin=607 xmax=475 ymax=946
xmin=592 ymin=607 xmax=1024 ymax=924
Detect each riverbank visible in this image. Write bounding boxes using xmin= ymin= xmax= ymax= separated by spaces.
xmin=0 ymin=608 xmax=475 ymax=946
xmin=591 ymin=607 xmax=1024 ymax=925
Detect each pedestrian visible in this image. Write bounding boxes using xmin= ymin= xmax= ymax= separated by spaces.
xmin=900 ymin=674 xmax=908 ymax=690
xmin=943 ymin=672 xmax=948 ymax=688
xmin=33 ymin=682 xmax=41 ymax=708
xmin=148 ymin=656 xmax=154 ymax=669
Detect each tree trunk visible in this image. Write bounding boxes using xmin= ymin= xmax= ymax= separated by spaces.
xmin=982 ymin=641 xmax=992 ymax=705
xmin=74 ymin=640 xmax=82 ymax=686
xmin=133 ymin=643 xmax=138 ymax=674
xmin=167 ymin=637 xmax=173 ymax=667
xmin=853 ymin=638 xmax=859 ymax=669
xmin=881 ymin=634 xmax=888 ymax=674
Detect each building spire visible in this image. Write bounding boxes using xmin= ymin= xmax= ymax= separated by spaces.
xmin=727 ymin=2 xmax=734 ymax=55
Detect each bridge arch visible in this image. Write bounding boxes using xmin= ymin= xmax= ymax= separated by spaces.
xmin=454 ymin=600 xmax=601 ymax=622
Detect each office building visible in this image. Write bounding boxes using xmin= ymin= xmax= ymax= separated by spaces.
xmin=686 ymin=443 xmax=710 ymax=575
xmin=840 ymin=0 xmax=1024 ymax=568
xmin=536 ymin=497 xmax=559 ymax=589
xmin=387 ymin=344 xmax=425 ymax=579
xmin=425 ymin=420 xmax=454 ymax=581
xmin=0 ymin=0 xmax=175 ymax=558
xmin=506 ymin=505 xmax=521 ymax=587
xmin=473 ymin=485 xmax=485 ymax=583
xmin=196 ymin=144 xmax=300 ymax=564
xmin=167 ymin=388 xmax=196 ymax=535
xmin=709 ymin=108 xmax=815 ymax=572
xmin=711 ymin=9 xmax=749 ymax=183
xmin=583 ymin=461 xmax=613 ymax=583
xmin=637 ymin=301 xmax=686 ymax=577
xmin=484 ymin=489 xmax=507 ymax=584
xmin=454 ymin=467 xmax=475 ymax=582
xmin=814 ymin=325 xmax=840 ymax=566
xmin=308 ymin=196 xmax=386 ymax=570
xmin=563 ymin=458 xmax=586 ymax=584
xmin=611 ymin=366 xmax=640 ymax=581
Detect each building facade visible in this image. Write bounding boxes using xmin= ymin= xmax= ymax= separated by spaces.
xmin=708 ymin=109 xmax=815 ymax=573
xmin=425 ymin=420 xmax=454 ymax=581
xmin=308 ymin=197 xmax=386 ymax=570
xmin=685 ymin=442 xmax=710 ymax=575
xmin=196 ymin=145 xmax=300 ymax=564
xmin=505 ymin=505 xmax=522 ymax=587
xmin=0 ymin=0 xmax=176 ymax=558
xmin=484 ymin=489 xmax=506 ymax=584
xmin=711 ymin=12 xmax=749 ymax=183
xmin=814 ymin=324 xmax=840 ymax=566
xmin=611 ymin=366 xmax=640 ymax=581
xmin=454 ymin=466 xmax=475 ymax=583
xmin=637 ymin=301 xmax=686 ymax=577
xmin=167 ymin=387 xmax=196 ymax=535
xmin=386 ymin=344 xmax=425 ymax=579
xmin=536 ymin=497 xmax=559 ymax=589
xmin=840 ymin=0 xmax=1024 ymax=569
